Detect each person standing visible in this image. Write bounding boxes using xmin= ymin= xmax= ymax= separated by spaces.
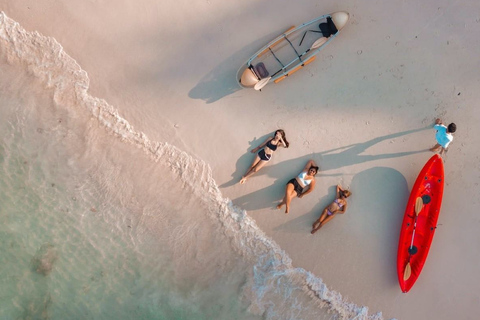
xmin=430 ymin=118 xmax=456 ymax=156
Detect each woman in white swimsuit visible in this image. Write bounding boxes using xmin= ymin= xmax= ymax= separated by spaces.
xmin=240 ymin=130 xmax=289 ymax=184
xmin=311 ymin=185 xmax=351 ymax=234
xmin=277 ymin=159 xmax=318 ymax=214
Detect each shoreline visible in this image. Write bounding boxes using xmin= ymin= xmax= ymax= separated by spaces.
xmin=2 ymin=0 xmax=480 ymax=318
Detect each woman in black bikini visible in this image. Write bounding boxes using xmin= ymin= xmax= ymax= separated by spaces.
xmin=240 ymin=130 xmax=289 ymax=184
xmin=311 ymin=185 xmax=351 ymax=234
xmin=276 ymin=159 xmax=319 ymax=214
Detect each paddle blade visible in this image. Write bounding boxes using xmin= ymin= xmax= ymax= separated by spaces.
xmin=254 ymin=77 xmax=271 ymax=91
xmin=311 ymin=37 xmax=328 ymax=49
xmin=415 ymin=197 xmax=423 ymax=215
xmin=403 ymin=263 xmax=412 ymax=281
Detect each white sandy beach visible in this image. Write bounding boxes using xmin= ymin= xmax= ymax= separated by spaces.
xmin=1 ymin=0 xmax=480 ymax=319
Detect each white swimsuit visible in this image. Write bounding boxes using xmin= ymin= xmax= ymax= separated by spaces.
xmin=297 ymin=172 xmax=312 ymax=186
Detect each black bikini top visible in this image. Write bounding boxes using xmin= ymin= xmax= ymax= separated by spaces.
xmin=266 ymin=140 xmax=278 ymax=151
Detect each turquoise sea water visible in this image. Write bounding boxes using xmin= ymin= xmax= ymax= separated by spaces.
xmin=0 ymin=12 xmax=384 ymax=320
xmin=0 ymin=62 xmax=260 ymax=320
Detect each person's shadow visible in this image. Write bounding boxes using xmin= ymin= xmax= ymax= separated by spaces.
xmin=315 ymin=126 xmax=431 ymax=171
xmin=272 ymin=166 xmax=408 ymax=285
xmin=227 ymin=126 xmax=430 ymax=211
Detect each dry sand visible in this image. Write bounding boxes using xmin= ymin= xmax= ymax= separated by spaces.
xmin=2 ymin=0 xmax=479 ymax=318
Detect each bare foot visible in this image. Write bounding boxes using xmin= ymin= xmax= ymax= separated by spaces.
xmin=276 ymin=203 xmax=283 ymax=210
xmin=430 ymin=146 xmax=441 ymax=153
xmin=240 ymin=177 xmax=247 ymax=184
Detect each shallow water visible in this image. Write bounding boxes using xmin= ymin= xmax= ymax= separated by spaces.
xmin=0 ymin=12 xmax=384 ymax=320
xmin=0 ymin=63 xmax=261 ymax=320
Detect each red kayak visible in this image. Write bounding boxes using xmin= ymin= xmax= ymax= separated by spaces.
xmin=397 ymin=154 xmax=445 ymax=293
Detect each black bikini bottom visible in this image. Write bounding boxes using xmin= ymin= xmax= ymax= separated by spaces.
xmin=287 ymin=178 xmax=303 ymax=195
xmin=258 ymin=148 xmax=272 ymax=161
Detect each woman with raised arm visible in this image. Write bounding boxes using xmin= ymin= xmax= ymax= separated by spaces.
xmin=240 ymin=130 xmax=289 ymax=184
xmin=311 ymin=185 xmax=351 ymax=234
xmin=277 ymin=159 xmax=319 ymax=214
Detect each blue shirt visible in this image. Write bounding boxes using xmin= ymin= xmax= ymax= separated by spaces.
xmin=434 ymin=124 xmax=453 ymax=148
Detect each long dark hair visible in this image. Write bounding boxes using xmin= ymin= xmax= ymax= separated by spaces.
xmin=310 ymin=166 xmax=319 ymax=175
xmin=275 ymin=129 xmax=290 ymax=148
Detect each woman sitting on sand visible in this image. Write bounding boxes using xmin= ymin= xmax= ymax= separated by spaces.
xmin=240 ymin=130 xmax=289 ymax=184
xmin=277 ymin=159 xmax=319 ymax=214
xmin=311 ymin=185 xmax=351 ymax=234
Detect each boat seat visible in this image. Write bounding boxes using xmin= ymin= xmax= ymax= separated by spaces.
xmin=254 ymin=62 xmax=269 ymax=79
xmin=319 ymin=17 xmax=338 ymax=37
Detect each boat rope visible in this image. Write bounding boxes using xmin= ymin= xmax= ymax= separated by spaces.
xmin=284 ymin=35 xmax=302 ymax=62
xmin=299 ymin=30 xmax=322 ymax=46
xmin=268 ymin=47 xmax=285 ymax=69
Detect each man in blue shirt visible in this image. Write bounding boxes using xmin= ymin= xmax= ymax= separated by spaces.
xmin=430 ymin=118 xmax=456 ymax=156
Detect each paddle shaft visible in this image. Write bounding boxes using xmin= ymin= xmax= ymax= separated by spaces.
xmin=404 ymin=219 xmax=418 ymax=281
xmin=409 ymin=198 xmax=423 ymax=250
xmin=404 ymin=198 xmax=424 ymax=282
xmin=409 ymin=217 xmax=418 ymax=250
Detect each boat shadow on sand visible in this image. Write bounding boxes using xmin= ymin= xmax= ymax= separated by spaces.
xmin=188 ymin=52 xmax=243 ymax=104
xmin=188 ymin=29 xmax=293 ymax=104
xmin=226 ymin=126 xmax=430 ymax=212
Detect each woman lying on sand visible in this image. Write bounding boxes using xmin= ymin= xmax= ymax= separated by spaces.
xmin=240 ymin=130 xmax=289 ymax=184
xmin=277 ymin=159 xmax=318 ymax=214
xmin=311 ymin=185 xmax=351 ymax=234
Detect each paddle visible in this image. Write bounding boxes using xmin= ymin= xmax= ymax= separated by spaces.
xmin=403 ymin=197 xmax=424 ymax=281
xmin=310 ymin=36 xmax=328 ymax=49
xmin=255 ymin=38 xmax=327 ymax=91
xmin=403 ymin=263 xmax=412 ymax=281
xmin=254 ymin=77 xmax=271 ymax=91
